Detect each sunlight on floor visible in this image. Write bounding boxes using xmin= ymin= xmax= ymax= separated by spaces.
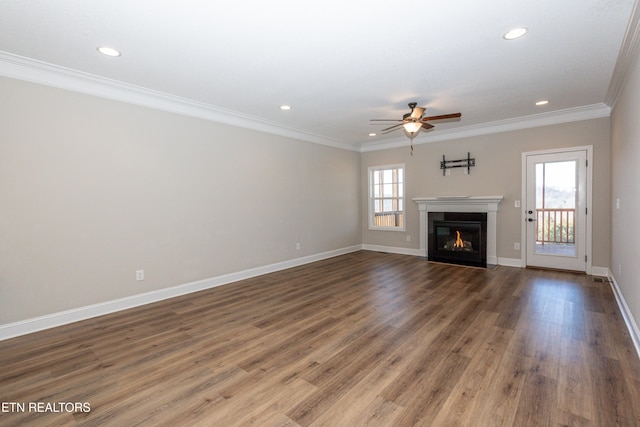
xmin=535 ymin=242 xmax=577 ymax=257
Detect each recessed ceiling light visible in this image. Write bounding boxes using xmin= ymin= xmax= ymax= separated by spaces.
xmin=535 ymin=100 xmax=549 ymax=106
xmin=503 ymin=28 xmax=528 ymax=40
xmin=97 ymin=46 xmax=121 ymax=57
xmin=369 ymin=133 xmax=377 ymax=137
xmin=280 ymin=105 xmax=291 ymax=110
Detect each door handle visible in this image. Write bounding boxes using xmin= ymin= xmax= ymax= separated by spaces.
xmin=528 ymin=218 xmax=536 ymax=222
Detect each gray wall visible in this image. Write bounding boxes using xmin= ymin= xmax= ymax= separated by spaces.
xmin=0 ymin=77 xmax=361 ymax=324
xmin=610 ymin=39 xmax=640 ymax=331
xmin=361 ymin=118 xmax=611 ymax=267
xmin=0 ymin=73 xmax=625 ymax=331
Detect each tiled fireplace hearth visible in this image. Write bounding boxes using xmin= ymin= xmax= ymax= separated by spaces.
xmin=414 ymin=196 xmax=503 ymax=267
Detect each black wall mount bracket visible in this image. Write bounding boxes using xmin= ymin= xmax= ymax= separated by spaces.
xmin=440 ymin=152 xmax=475 ymax=176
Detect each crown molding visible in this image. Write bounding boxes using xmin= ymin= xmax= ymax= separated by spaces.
xmin=0 ymin=51 xmax=613 ymax=154
xmin=606 ymin=0 xmax=640 ymax=109
xmin=0 ymin=51 xmax=359 ymax=152
xmin=359 ymin=103 xmax=611 ymax=152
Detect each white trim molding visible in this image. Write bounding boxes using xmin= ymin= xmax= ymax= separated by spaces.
xmin=0 ymin=51 xmax=358 ymax=152
xmin=0 ymin=51 xmax=613 ymax=154
xmin=590 ymin=266 xmax=610 ymax=277
xmin=413 ymin=196 xmax=504 ymax=265
xmin=606 ymin=0 xmax=640 ymax=109
xmin=498 ymin=257 xmax=525 ymax=268
xmin=0 ymin=244 xmax=622 ymax=343
xmin=360 ymin=104 xmax=611 ymax=152
xmin=361 ymin=244 xmax=422 ymax=257
xmin=362 ymin=245 xmax=525 ymax=270
xmin=0 ymin=245 xmax=362 ymax=341
xmin=609 ymin=271 xmax=640 ymax=359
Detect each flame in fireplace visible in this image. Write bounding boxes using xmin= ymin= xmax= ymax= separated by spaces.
xmin=454 ymin=231 xmax=464 ymax=248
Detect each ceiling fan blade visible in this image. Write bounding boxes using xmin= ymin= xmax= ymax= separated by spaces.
xmin=381 ymin=123 xmax=404 ymax=132
xmin=370 ymin=119 xmax=403 ymax=122
xmin=422 ymin=113 xmax=462 ymax=121
xmin=410 ymin=107 xmax=425 ymax=119
xmin=421 ymin=122 xmax=435 ymax=130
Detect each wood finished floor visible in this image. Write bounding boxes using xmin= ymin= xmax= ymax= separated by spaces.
xmin=1 ymin=251 xmax=640 ymax=426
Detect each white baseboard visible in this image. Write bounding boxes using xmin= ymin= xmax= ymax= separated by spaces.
xmin=5 ymin=245 xmax=633 ymax=356
xmin=590 ymin=266 xmax=609 ymax=277
xmin=362 ymin=246 xmax=525 ymax=269
xmin=493 ymin=258 xmax=610 ymax=274
xmin=608 ymin=271 xmax=640 ymax=360
xmin=497 ymin=257 xmax=524 ymax=267
xmin=0 ymin=245 xmax=363 ymax=341
xmin=361 ymin=244 xmax=422 ymax=257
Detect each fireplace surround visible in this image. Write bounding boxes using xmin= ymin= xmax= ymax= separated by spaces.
xmin=413 ymin=196 xmax=503 ymax=267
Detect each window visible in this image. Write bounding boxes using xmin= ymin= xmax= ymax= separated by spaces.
xmin=369 ymin=164 xmax=405 ymax=230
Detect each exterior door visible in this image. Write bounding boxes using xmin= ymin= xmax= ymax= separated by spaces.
xmin=525 ymin=149 xmax=587 ymax=271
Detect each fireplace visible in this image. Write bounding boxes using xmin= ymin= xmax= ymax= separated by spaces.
xmin=413 ymin=196 xmax=503 ymax=267
xmin=430 ymin=213 xmax=487 ymax=267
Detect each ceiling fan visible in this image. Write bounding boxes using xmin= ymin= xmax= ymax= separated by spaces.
xmin=371 ymin=102 xmax=462 ymax=137
xmin=370 ymin=102 xmax=461 ymax=155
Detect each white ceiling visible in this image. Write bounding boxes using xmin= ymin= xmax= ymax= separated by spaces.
xmin=0 ymin=0 xmax=635 ymax=151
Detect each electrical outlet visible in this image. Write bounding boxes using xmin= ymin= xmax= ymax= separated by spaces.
xmin=136 ymin=270 xmax=144 ymax=281
xmin=406 ymin=235 xmax=411 ymax=242
xmin=296 ymin=243 xmax=301 ymax=250
xmin=514 ymin=243 xmax=520 ymax=251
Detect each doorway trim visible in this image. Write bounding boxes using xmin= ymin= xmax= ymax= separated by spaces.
xmin=520 ymin=146 xmax=594 ymax=274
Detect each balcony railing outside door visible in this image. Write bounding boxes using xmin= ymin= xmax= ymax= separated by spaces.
xmin=536 ymin=208 xmax=575 ymax=244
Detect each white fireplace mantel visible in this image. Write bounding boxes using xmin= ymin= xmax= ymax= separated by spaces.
xmin=413 ymin=196 xmax=504 ymax=265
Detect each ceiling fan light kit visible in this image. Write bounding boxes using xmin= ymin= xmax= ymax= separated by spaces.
xmin=403 ymin=121 xmax=422 ymax=134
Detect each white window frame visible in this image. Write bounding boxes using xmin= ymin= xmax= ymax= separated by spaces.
xmin=368 ymin=164 xmax=405 ymax=231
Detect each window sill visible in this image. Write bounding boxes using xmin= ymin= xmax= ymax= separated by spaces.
xmin=369 ymin=226 xmax=406 ymax=232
